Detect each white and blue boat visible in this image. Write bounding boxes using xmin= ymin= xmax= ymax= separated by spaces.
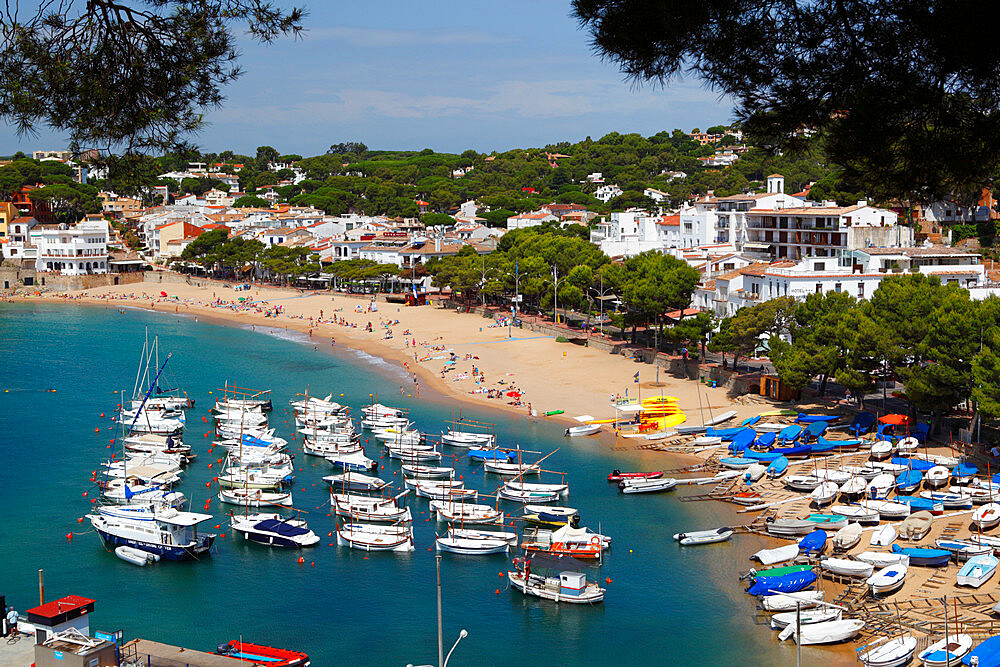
xmin=952 ymin=463 xmax=977 ymax=485
xmin=719 ymin=457 xmax=756 ymax=469
xmin=88 ymin=504 xmax=215 ymax=561
xmin=956 ymin=554 xmax=998 ymax=588
xmin=891 ymin=544 xmax=951 ymax=567
xmin=767 ymin=456 xmax=789 ymax=479
xmin=326 ymin=450 xmax=377 ymax=472
xmin=230 ymin=513 xmax=320 ymax=548
xmin=896 ymin=469 xmax=923 ymax=493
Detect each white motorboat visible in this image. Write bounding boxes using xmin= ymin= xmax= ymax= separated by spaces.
xmin=973 ymin=503 xmax=1000 ymax=530
xmin=323 ymin=472 xmax=389 ymax=492
xmin=230 ymin=513 xmax=319 ymax=547
xmin=218 ymin=488 xmax=292 ymax=507
xmin=751 ymin=544 xmax=799 ymax=565
xmin=498 ymin=486 xmax=557 ymax=503
xmin=337 ymin=523 xmax=414 ymax=552
xmin=866 ymin=562 xmax=908 ymax=595
xmin=435 ymin=535 xmax=509 ymax=555
xmin=672 ymin=527 xmax=733 ymax=546
xmin=871 ymin=524 xmax=897 ymax=547
xmin=332 ymin=492 xmax=412 ymax=523
xmin=820 ymin=557 xmax=873 ymax=578
xmin=430 ymin=501 xmax=503 ymax=525
xmin=956 ymin=553 xmax=998 ymax=588
xmin=619 ymin=478 xmax=678 ymax=494
xmin=917 ymin=634 xmax=972 ymax=667
xmin=505 ymin=481 xmax=568 ymax=495
xmin=88 ymin=505 xmax=215 ymax=561
xmin=565 ymin=423 xmax=601 ymax=437
xmin=770 ymin=608 xmax=841 ymax=630
xmin=448 ymin=527 xmax=518 ymax=545
xmin=302 ymin=439 xmax=362 ymax=457
xmin=780 ymin=619 xmax=865 ymax=645
xmin=831 ymin=523 xmax=863 ymax=551
xmin=859 ymin=636 xmax=918 ymax=667
xmin=759 ymin=591 xmax=823 ymax=612
xmin=401 ymin=464 xmax=455 ymax=480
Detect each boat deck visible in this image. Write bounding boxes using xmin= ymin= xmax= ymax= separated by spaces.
xmin=122 ymin=638 xmax=246 ymax=666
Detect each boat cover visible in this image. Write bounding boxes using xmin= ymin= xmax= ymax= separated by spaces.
xmin=962 ymin=635 xmax=1000 ymax=667
xmin=755 ymin=432 xmax=776 ymax=448
xmin=770 ymin=445 xmax=811 ymax=457
xmin=803 ymin=421 xmax=829 ymax=439
xmin=797 ymin=414 xmax=837 ymax=423
xmin=253 ymin=519 xmax=309 ymax=537
xmin=891 ymin=457 xmax=934 ymax=471
xmin=705 ymin=426 xmax=744 ymax=440
xmin=777 ymin=425 xmax=802 ymax=441
xmin=799 ymin=530 xmax=828 ymax=555
xmin=747 ymin=570 xmax=817 ymax=596
xmin=849 ymin=412 xmax=877 ymax=436
xmin=728 ymin=428 xmax=757 ymax=453
xmin=953 ymin=463 xmax=978 ymax=477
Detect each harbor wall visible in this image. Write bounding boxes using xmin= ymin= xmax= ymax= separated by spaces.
xmin=1 ymin=266 xmax=143 ymax=292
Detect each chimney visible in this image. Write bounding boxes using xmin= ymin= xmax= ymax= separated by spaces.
xmin=766 ymin=174 xmax=784 ymax=194
xmin=857 ymin=200 xmax=868 ymax=207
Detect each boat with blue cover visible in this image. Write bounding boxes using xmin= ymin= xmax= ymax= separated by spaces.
xmin=230 ymin=512 xmax=320 ymax=548
xmin=962 ymin=635 xmax=1000 ymax=666
xmin=767 ymin=456 xmax=789 ymax=479
xmin=952 ymin=463 xmax=977 ymax=484
xmin=754 ymin=432 xmax=777 ymax=448
xmin=797 ymin=413 xmax=839 ymax=424
xmin=468 ymin=449 xmax=517 ymax=462
xmin=719 ymin=457 xmax=757 ymax=469
xmin=891 ymin=544 xmax=951 ymax=567
xmin=802 ymin=421 xmax=829 ymax=441
xmin=808 ymin=440 xmax=836 ymax=454
xmin=777 ymin=425 xmax=803 ymax=442
xmin=849 ymin=412 xmax=877 ymax=436
xmin=741 ymin=415 xmax=761 ymax=427
xmin=818 ymin=436 xmax=861 ymax=451
xmin=705 ymin=426 xmax=744 ymax=440
xmin=770 ymin=445 xmax=811 ymax=458
xmin=743 ymin=449 xmax=781 ymax=463
xmin=895 ymin=495 xmax=940 ymax=513
xmin=746 ymin=569 xmax=817 ymax=596
xmin=798 ymin=529 xmax=828 ymax=555
xmin=896 ymin=470 xmax=924 ymax=493
xmin=892 ymin=457 xmax=934 ymax=471
xmin=728 ymin=428 xmax=757 ymax=454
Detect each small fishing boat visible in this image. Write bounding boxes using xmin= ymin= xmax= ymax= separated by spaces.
xmin=917 ymin=634 xmax=972 ymax=667
xmin=830 ymin=505 xmax=880 ymax=525
xmin=744 ymin=448 xmax=782 ymax=463
xmin=857 ymin=551 xmax=909 ymax=568
xmin=956 ymin=554 xmax=999 ymax=587
xmin=767 ymin=456 xmax=789 ymax=479
xmin=951 ymin=463 xmax=977 ymax=485
xmin=839 ymin=476 xmax=867 ymax=499
xmin=441 ymin=430 xmax=495 ymax=447
xmin=934 ymin=539 xmax=993 ymax=562
xmin=781 ymin=619 xmax=865 ymax=645
xmin=619 ymin=477 xmax=678 ymax=494
xmin=867 ymin=562 xmax=908 ymax=595
xmin=413 ymin=481 xmax=477 ymax=501
xmin=114 ymin=545 xmax=160 ymax=566
xmin=770 ymin=445 xmax=812 ymax=458
xmin=899 ymin=511 xmax=935 ymax=540
xmin=843 ymin=464 xmax=882 ymax=481
xmin=326 ymin=450 xmax=377 ymax=472
xmin=230 ymin=513 xmax=320 ymax=548
xmin=807 ymin=440 xmax=836 ymax=455
xmin=820 ymin=557 xmax=873 ymax=578
xmin=672 ymin=527 xmax=733 ymax=546
xmin=607 ymin=470 xmax=663 ymax=482
xmin=337 ymin=522 xmax=414 ymax=552
xmin=436 ymin=534 xmax=509 ymax=555
xmin=896 ymin=469 xmax=924 ymax=493
xmin=507 ymin=557 xmax=604 ymax=604
xmin=801 ymin=421 xmax=829 ymax=442
xmin=401 ymin=464 xmax=455 ymax=480
xmin=759 ymin=591 xmax=824 ymax=612
xmin=896 ymin=495 xmax=943 ymax=515
xmin=332 ymin=493 xmax=412 ymax=523
xmin=804 ymin=514 xmax=848 ymax=530
xmin=719 ymin=457 xmax=756 ymax=470
xmin=859 ymin=499 xmax=911 ymax=520
xmin=893 ymin=456 xmax=934 ymax=471
xmin=798 ymin=530 xmax=828 ymax=556
xmin=432 ymin=501 xmax=503 ymax=525
xmin=849 ymin=412 xmax=877 ymax=437
xmin=499 ymin=486 xmax=558 ymax=503
xmin=766 ymin=518 xmax=817 ymax=537
xmin=732 ymin=490 xmax=763 ymax=506
xmin=743 ymin=464 xmax=767 ymax=483
xmin=218 ymin=488 xmax=293 ymax=507
xmin=974 ymin=503 xmax=1000 ymax=530
xmin=751 ymin=564 xmax=812 ymax=578
xmin=565 ymin=423 xmax=600 ymax=437
xmin=871 ymin=524 xmax=898 ymax=547
xmin=870 ymin=440 xmax=894 ymax=460
xmin=797 ymin=413 xmax=837 ymax=424
xmin=777 ymin=424 xmax=803 ymax=442
xmin=784 ymin=475 xmax=822 ymax=492
xmin=832 ymin=523 xmax=863 ymax=551
xmin=810 ymin=482 xmax=840 ymax=507
xmin=728 ymin=428 xmax=757 ymax=454
xmin=467 ymin=448 xmax=517 ymax=462
xmin=520 ymin=505 xmax=577 ymax=526
xmin=896 ymin=437 xmax=920 ymax=455
xmin=484 ymin=460 xmax=541 ymax=476
xmin=449 ymin=527 xmax=518 ymax=545
xmin=891 ymin=543 xmax=951 ymax=567
xmin=387 ymin=446 xmax=442 ymax=462
xmin=751 ymin=543 xmax=799 ymax=565
xmin=919 ymin=491 xmax=973 ymax=510
xmin=215 ymin=641 xmax=309 ymax=667
xmin=770 ymin=608 xmax=842 ymax=630
xmin=323 ymin=472 xmax=389 ymax=492
xmin=963 ymin=635 xmax=1000 ymax=667
xmin=858 ymin=636 xmax=917 ymax=667
xmin=867 ymin=473 xmax=896 ymax=499
xmin=925 ymin=465 xmax=951 ymax=489
xmin=754 ymin=432 xmax=777 ymax=448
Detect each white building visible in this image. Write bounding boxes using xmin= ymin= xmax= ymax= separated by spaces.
xmin=590 ymin=210 xmax=680 ymax=257
xmin=32 ymin=217 xmax=109 ymax=275
xmin=594 ymin=184 xmax=623 ymax=203
xmin=679 ymin=175 xmax=804 ymax=248
xmin=507 ymin=212 xmax=558 ymax=230
xmin=2 ymin=216 xmax=38 ymax=260
xmin=643 ymin=187 xmax=670 ymax=203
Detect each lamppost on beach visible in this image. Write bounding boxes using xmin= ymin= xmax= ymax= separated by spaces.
xmin=590 ymin=273 xmax=616 ymax=335
xmin=549 ymin=264 xmax=567 ymax=326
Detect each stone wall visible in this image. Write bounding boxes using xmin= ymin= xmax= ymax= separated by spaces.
xmin=1 ymin=267 xmax=143 ymax=292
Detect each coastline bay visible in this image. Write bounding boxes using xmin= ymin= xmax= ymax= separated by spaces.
xmin=0 ymin=302 xmax=829 ymax=664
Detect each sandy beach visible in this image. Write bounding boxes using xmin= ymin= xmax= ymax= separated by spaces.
xmin=30 ymin=276 xmax=762 ymax=434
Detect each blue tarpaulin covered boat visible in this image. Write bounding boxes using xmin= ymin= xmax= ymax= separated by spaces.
xmin=728 ymin=428 xmax=757 ymax=454
xmin=777 ymin=425 xmax=802 ymax=442
xmin=798 ymin=530 xmax=827 ymax=555
xmin=962 ymin=635 xmax=1000 ymax=666
xmin=892 ymin=457 xmax=934 ymax=471
xmin=892 ymin=544 xmax=951 ymax=567
xmin=746 ymin=569 xmax=818 ymax=596
xmin=848 ymin=412 xmax=876 ymax=436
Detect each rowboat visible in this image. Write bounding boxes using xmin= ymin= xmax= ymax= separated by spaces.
xmin=435 ymin=535 xmax=509 ymax=555
xmin=672 ymin=527 xmax=733 ymax=546
xmin=838 ymin=476 xmax=867 ymax=498
xmin=804 ymin=514 xmax=848 ymax=530
xmin=441 ymin=430 xmax=495 ymax=447
xmin=798 ymin=530 xmax=827 ymax=556
xmin=506 ymin=481 xmax=568 ymax=495
xmin=401 ymin=464 xmax=454 ymax=480
xmin=767 ymin=456 xmax=789 ymax=479
xmin=784 ymin=475 xmax=822 ymax=492
xmin=751 ymin=544 xmax=799 ymax=565
xmin=619 ymin=477 xmax=677 ymax=494
xmin=746 ymin=570 xmax=817 ymax=596
xmin=413 ymin=481 xmax=477 ymax=501
xmin=766 ymin=519 xmax=816 ymax=537
xmin=956 ymin=554 xmax=998 ymax=587
xmin=951 ymin=463 xmax=977 ymax=485
xmin=963 ymin=636 xmax=1000 ymax=667
xmin=867 ymin=474 xmax=896 ymax=499
xmin=115 ymin=545 xmax=160 ymax=566
xmin=781 ymin=619 xmax=865 ymax=645
xmin=919 ymin=491 xmax=972 ymax=510
xmin=934 ymin=539 xmax=993 ymax=562
xmin=832 ymin=523 xmax=863 ymax=551
xmin=871 ymin=524 xmax=897 ymax=547
xmin=770 ymin=608 xmax=842 ymax=630
xmin=810 ymin=482 xmax=839 ymax=506
xmin=925 ymin=465 xmax=951 ymax=488
xmin=759 ymin=591 xmax=824 ymax=612
xmin=565 ymin=424 xmax=600 ymax=437
xmin=858 ymin=636 xmax=917 ymax=667
xmin=973 ymin=503 xmax=1000 ymax=530
xmin=830 ymin=505 xmax=880 ymax=525
xmin=870 ymin=440 xmax=894 ymax=460
xmin=337 ymin=523 xmax=414 ymax=552
xmin=332 ymin=493 xmax=412 ymax=523
xmin=218 ymin=488 xmax=293 ymax=507
xmin=387 ymin=446 xmax=441 ymax=462
xmin=856 ymin=552 xmax=909 ymax=568
xmin=917 ymin=634 xmax=972 ymax=667
xmin=895 ymin=437 xmax=920 ymax=455
xmin=859 ymin=499 xmax=911 ymax=520
xmin=867 ymin=563 xmax=907 ymax=595
xmin=449 ymin=527 xmax=518 ymax=545
xmin=898 ymin=511 xmax=935 ymax=540
xmin=719 ymin=457 xmax=756 ymax=470
xmin=484 ymin=461 xmax=540 ymax=476
xmin=323 ymin=472 xmax=389 ymax=492
xmin=431 ymin=501 xmax=503 ymax=525
xmin=499 ymin=486 xmax=558 ymax=503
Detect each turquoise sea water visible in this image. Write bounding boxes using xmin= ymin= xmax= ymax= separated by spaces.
xmin=0 ymin=302 xmax=809 ymax=665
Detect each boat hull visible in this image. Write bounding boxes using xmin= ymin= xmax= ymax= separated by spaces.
xmin=96 ymin=528 xmax=213 ymax=562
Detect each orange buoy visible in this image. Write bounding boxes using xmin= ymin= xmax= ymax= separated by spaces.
xmin=297 ymin=556 xmax=304 ymax=564
xmin=498 ymin=572 xmax=503 ymax=577
xmin=495 ymin=589 xmax=500 ymax=595
xmin=459 ymin=475 xmax=463 ymax=480
xmin=212 ymin=476 xmax=218 ymax=482
xmin=94 ymin=427 xmax=100 ymax=433
xmin=100 ymin=413 xmax=105 ymax=418
xmin=605 ymin=577 xmax=612 ymax=584
xmin=214 ymin=525 xmax=220 ymax=529
xmin=66 ymin=533 xmax=73 ymax=540
xmin=208 ymin=463 xmax=213 ymax=468
xmin=221 ymin=533 xmax=226 ymax=538
xmin=205 ymin=482 xmax=210 ymax=487
xmin=110 ymin=439 xmax=115 ymax=444
xmin=82 ymin=491 xmax=88 ymax=497
xmin=77 ymin=517 xmax=84 ymax=523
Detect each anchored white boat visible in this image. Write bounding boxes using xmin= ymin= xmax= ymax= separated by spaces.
xmin=770 ymin=608 xmax=841 ymax=630
xmin=89 ymin=505 xmax=215 ymax=561
xmin=866 ymin=562 xmax=907 ymax=595
xmin=440 ymin=430 xmax=495 ymax=447
xmin=871 ymin=524 xmax=898 ymax=547
xmin=337 ymin=522 xmax=414 ymax=552
xmin=218 ymin=488 xmax=292 ymax=507
xmin=565 ymin=424 xmax=601 ymax=437
xmin=618 ymin=477 xmax=678 ymax=494
xmin=332 ymin=492 xmax=412 ymax=523
xmin=230 ymin=513 xmax=319 ymax=548
xmin=483 ymin=460 xmax=541 ymax=476
xmin=430 ymin=501 xmax=503 ymax=524
xmin=401 ymin=464 xmax=454 ymax=480
xmin=436 ymin=535 xmax=509 ymax=555
xmin=324 ymin=472 xmax=389 ymax=492
xmin=507 ymin=559 xmax=604 ymax=604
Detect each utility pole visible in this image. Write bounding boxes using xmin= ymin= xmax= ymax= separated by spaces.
xmin=436 ymin=554 xmax=443 ymax=667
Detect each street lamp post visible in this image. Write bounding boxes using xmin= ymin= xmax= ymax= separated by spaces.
xmin=590 ymin=273 xmax=615 ymax=336
xmin=443 ymin=629 xmax=468 ymax=667
xmin=550 ymin=264 xmax=567 ymax=326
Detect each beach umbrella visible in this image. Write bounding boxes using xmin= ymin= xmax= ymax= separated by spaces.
xmin=160 ymin=291 xmax=167 ymax=297
xmin=879 ymin=414 xmax=912 ymax=426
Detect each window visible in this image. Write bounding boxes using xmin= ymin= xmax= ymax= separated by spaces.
xmin=815 ymin=262 xmax=825 ymax=271
xmin=858 ymin=283 xmax=864 ymax=298
xmin=835 ymin=282 xmax=842 ymax=292
xmin=815 ymin=283 xmax=822 ymax=293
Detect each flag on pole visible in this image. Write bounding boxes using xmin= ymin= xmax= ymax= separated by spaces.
xmin=633 ymin=371 xmax=640 ymax=383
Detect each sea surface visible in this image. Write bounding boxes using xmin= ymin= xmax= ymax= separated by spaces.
xmin=0 ymin=302 xmax=811 ymax=665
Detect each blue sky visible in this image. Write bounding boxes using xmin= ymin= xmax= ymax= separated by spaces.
xmin=2 ymin=1 xmax=732 ymax=156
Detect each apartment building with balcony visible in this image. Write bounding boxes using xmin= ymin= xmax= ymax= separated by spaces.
xmin=31 ymin=217 xmax=109 ymax=275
